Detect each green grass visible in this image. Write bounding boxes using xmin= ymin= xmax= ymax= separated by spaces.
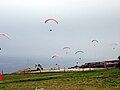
xmin=0 ymin=68 xmax=120 ymax=90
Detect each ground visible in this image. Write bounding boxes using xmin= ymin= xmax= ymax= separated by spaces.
xmin=0 ymin=68 xmax=120 ymax=90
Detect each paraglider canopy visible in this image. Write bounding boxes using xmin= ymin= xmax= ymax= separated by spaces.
xmin=75 ymin=50 xmax=84 ymax=54
xmin=0 ymin=33 xmax=10 ymax=40
xmin=52 ymin=54 xmax=59 ymax=59
xmin=92 ymin=40 xmax=98 ymax=43
xmin=63 ymin=46 xmax=70 ymax=50
xmin=45 ymin=18 xmax=58 ymax=24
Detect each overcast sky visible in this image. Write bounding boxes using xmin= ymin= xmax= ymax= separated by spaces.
xmin=0 ymin=0 xmax=120 ymax=73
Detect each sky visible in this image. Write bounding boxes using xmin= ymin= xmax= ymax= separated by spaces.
xmin=0 ymin=0 xmax=120 ymax=73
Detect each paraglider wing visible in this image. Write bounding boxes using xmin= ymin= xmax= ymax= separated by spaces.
xmin=52 ymin=54 xmax=59 ymax=59
xmin=52 ymin=55 xmax=56 ymax=58
xmin=0 ymin=33 xmax=10 ymax=40
xmin=75 ymin=51 xmax=84 ymax=54
xmin=92 ymin=40 xmax=98 ymax=43
xmin=45 ymin=18 xmax=58 ymax=24
xmin=63 ymin=47 xmax=70 ymax=50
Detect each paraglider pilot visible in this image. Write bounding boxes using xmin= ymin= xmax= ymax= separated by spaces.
xmin=50 ymin=29 xmax=52 ymax=31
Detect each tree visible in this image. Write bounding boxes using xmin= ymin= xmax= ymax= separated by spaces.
xmin=118 ymin=56 xmax=120 ymax=60
xmin=38 ymin=64 xmax=43 ymax=70
xmin=118 ymin=56 xmax=120 ymax=70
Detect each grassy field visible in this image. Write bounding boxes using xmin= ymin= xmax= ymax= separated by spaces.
xmin=0 ymin=68 xmax=120 ymax=90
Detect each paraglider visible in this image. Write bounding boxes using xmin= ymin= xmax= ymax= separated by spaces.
xmin=63 ymin=46 xmax=70 ymax=54
xmin=45 ymin=18 xmax=58 ymax=31
xmin=0 ymin=33 xmax=10 ymax=53
xmin=92 ymin=39 xmax=99 ymax=46
xmin=75 ymin=50 xmax=84 ymax=60
xmin=76 ymin=61 xmax=78 ymax=64
xmin=110 ymin=43 xmax=119 ymax=50
xmin=52 ymin=54 xmax=59 ymax=59
xmin=55 ymin=64 xmax=58 ymax=66
xmin=0 ymin=33 xmax=10 ymax=40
